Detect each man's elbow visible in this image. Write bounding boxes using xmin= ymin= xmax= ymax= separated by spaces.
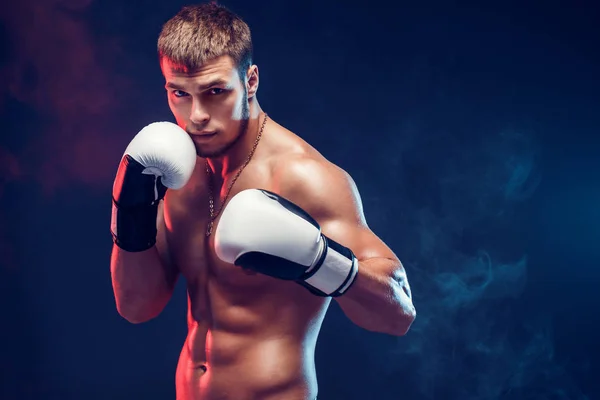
xmin=119 ymin=311 xmax=156 ymax=324
xmin=390 ymin=306 xmax=416 ymax=336
xmin=115 ymin=300 xmax=163 ymax=324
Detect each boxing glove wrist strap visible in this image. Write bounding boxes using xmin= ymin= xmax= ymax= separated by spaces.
xmin=300 ymin=236 xmax=359 ymax=297
xmin=111 ymin=199 xmax=159 ymax=252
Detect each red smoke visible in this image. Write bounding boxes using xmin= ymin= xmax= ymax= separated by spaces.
xmin=0 ymin=0 xmax=132 ymax=197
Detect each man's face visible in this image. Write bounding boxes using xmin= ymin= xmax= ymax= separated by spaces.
xmin=162 ymin=55 xmax=250 ymax=158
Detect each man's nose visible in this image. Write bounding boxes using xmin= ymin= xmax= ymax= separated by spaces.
xmin=190 ymin=100 xmax=210 ymax=126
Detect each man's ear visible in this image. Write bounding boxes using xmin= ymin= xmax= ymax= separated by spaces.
xmin=246 ymin=65 xmax=259 ymax=98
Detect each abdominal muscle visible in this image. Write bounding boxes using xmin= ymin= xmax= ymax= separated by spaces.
xmin=175 ymin=277 xmax=328 ymax=400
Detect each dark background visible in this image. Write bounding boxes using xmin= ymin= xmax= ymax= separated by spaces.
xmin=1 ymin=0 xmax=598 ymax=399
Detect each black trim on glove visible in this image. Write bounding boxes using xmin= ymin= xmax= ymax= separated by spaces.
xmin=111 ymin=155 xmax=167 ymax=252
xmin=111 ymin=200 xmax=160 ymax=252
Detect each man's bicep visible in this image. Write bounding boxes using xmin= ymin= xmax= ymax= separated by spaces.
xmin=321 ymin=218 xmax=398 ymax=263
xmin=156 ymin=200 xmax=179 ymax=287
xmin=318 ymin=171 xmax=398 ymax=262
xmin=277 ymin=156 xmax=397 ymax=260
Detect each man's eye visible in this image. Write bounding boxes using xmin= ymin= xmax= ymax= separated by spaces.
xmin=209 ymin=88 xmax=225 ymax=95
xmin=173 ymin=90 xmax=188 ymax=98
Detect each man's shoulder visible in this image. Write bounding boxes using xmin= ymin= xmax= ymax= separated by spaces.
xmin=262 ymin=120 xmax=357 ymax=201
xmin=267 ymin=130 xmax=340 ymax=175
xmin=272 ymin=150 xmax=349 ymax=188
xmin=268 ymin=152 xmax=358 ymax=220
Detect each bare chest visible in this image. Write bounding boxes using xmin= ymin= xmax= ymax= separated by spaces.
xmin=163 ymin=172 xmax=274 ymax=290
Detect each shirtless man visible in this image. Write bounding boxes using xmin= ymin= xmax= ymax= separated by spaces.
xmin=110 ymin=3 xmax=416 ymax=399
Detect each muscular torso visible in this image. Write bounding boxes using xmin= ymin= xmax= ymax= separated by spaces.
xmin=161 ymin=124 xmax=330 ymax=400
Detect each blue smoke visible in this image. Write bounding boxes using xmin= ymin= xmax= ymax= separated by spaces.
xmin=339 ymin=125 xmax=588 ymax=399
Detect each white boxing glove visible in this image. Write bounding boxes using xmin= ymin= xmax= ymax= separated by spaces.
xmin=111 ymin=122 xmax=197 ymax=252
xmin=214 ymin=189 xmax=359 ymax=297
xmin=122 ymin=122 xmax=197 ymax=189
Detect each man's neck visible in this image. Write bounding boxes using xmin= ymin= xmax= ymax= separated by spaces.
xmin=206 ymin=104 xmax=264 ymax=179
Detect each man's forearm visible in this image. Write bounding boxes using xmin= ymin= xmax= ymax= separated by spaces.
xmin=110 ymin=245 xmax=175 ymax=323
xmin=336 ymin=258 xmax=416 ymax=336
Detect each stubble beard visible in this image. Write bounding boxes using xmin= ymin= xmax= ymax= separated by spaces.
xmin=195 ymin=90 xmax=250 ymax=159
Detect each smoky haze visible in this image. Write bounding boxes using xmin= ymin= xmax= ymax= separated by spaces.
xmin=0 ymin=1 xmax=597 ymax=399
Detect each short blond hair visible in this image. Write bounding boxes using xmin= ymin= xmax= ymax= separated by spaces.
xmin=157 ymin=2 xmax=253 ymax=77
